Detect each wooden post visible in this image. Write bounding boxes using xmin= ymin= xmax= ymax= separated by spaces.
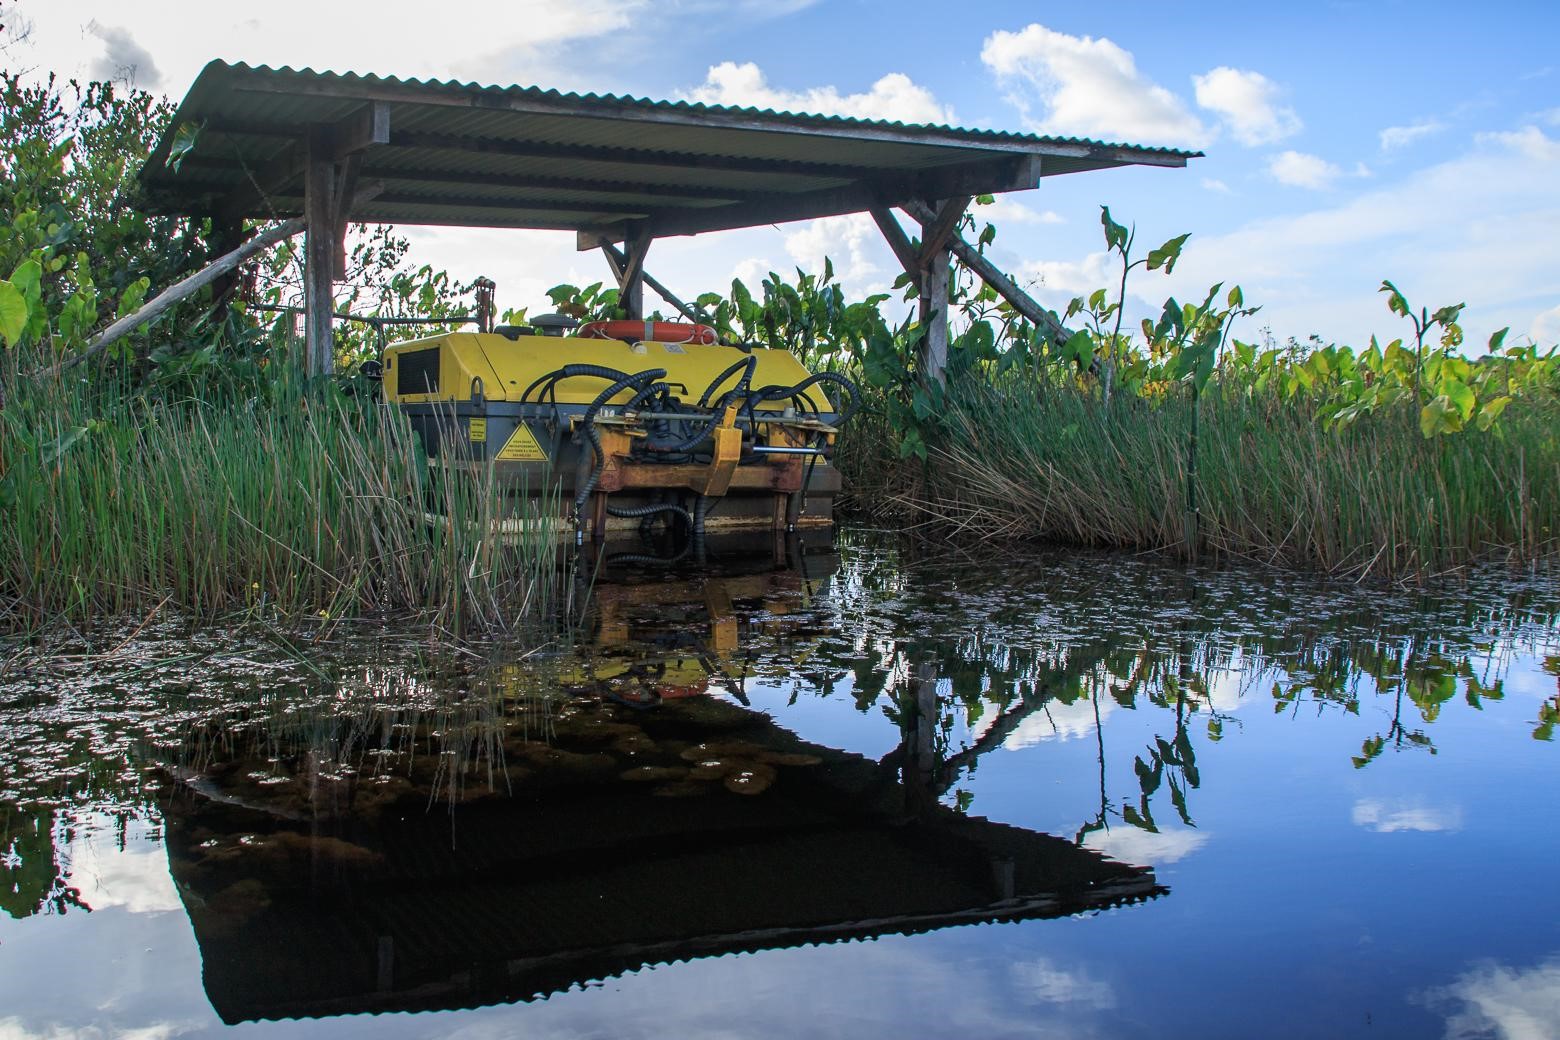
xmin=901 ymin=198 xmax=1071 ymax=347
xmin=207 ymin=216 xmax=245 ymax=318
xmin=618 ymin=226 xmax=650 ymax=319
xmin=876 ymin=199 xmax=968 ymax=385
xmin=597 ymin=239 xmax=700 ymax=322
xmin=916 ymin=198 xmax=967 ymax=385
xmin=919 ymin=246 xmax=950 ymax=383
xmin=304 ymin=129 xmax=337 ymax=377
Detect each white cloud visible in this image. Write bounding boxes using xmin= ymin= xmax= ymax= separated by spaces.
xmin=1352 ymin=799 xmax=1463 ymax=833
xmin=1159 ymin=124 xmax=1560 ymax=348
xmin=976 ymin=197 xmax=1065 ymax=226
xmin=1433 ymin=955 xmax=1560 ymax=1040
xmin=686 ymin=61 xmax=953 ymax=124
xmin=1380 ymin=120 xmax=1448 ymax=150
xmin=1010 ymin=958 xmax=1117 ymax=1010
xmin=13 ymin=0 xmax=651 ymax=98
xmin=1085 ymin=824 xmax=1209 ymax=865
xmin=1267 ymin=150 xmax=1343 ymax=189
xmin=981 ymin=24 xmax=1207 ymax=146
xmin=1531 ymin=304 xmax=1560 ymax=344
xmin=783 ymin=214 xmax=892 ymax=296
xmin=1202 ymin=178 xmax=1232 ymax=193
xmin=1541 ymin=107 xmax=1560 ymax=126
xmin=1193 ymin=66 xmax=1301 ymax=146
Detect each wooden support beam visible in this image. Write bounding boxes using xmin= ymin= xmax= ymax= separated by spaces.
xmin=617 ymin=225 xmax=651 ymax=319
xmin=36 ymin=218 xmax=305 ymax=377
xmin=206 ymin=215 xmax=246 ymax=316
xmin=217 ymin=141 xmax=304 ymax=226
xmin=304 ymin=129 xmax=337 ymax=376
xmin=393 ymin=129 xmax=873 ymax=183
xmin=917 ymin=195 xmax=971 ymax=265
xmin=333 ymin=101 xmax=390 ymax=160
xmin=34 ymin=183 xmax=384 ymax=379
xmin=592 ymin=238 xmax=701 ymax=323
xmin=331 ymin=152 xmax=361 ymax=281
xmin=579 ymin=159 xmax=1032 ymax=243
xmin=870 ymin=205 xmax=921 ymax=291
xmin=901 ymin=199 xmax=1072 ymax=346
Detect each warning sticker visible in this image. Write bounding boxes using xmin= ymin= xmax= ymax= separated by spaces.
xmin=495 ymin=423 xmax=549 ymax=461
xmin=468 ymin=418 xmax=487 ymax=443
xmin=661 ymin=342 xmax=686 ymax=354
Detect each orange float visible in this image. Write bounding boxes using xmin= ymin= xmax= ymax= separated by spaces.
xmin=578 ymin=320 xmax=720 ymax=345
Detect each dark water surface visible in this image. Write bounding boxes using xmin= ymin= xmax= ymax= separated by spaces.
xmin=3 ymin=531 xmax=1558 ymax=1039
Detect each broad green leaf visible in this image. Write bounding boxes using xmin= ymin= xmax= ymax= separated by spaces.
xmin=0 ymin=280 xmax=27 ymax=348
xmin=1419 ymin=395 xmax=1465 ymax=437
xmin=1475 ymin=395 xmax=1513 ymax=431
xmin=9 ymin=259 xmax=42 ymax=306
xmin=1488 ymin=326 xmax=1510 ymax=353
xmin=1100 ymin=206 xmax=1129 ymax=252
xmin=1442 ymin=377 xmax=1475 ymax=420
xmin=1379 ymin=279 xmax=1409 ymax=317
xmin=1146 ymin=233 xmax=1191 ymax=272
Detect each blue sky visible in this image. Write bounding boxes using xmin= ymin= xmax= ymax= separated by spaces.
xmin=9 ymin=0 xmax=1559 ymax=348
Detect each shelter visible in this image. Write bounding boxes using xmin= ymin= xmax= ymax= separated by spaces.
xmin=138 ymin=61 xmax=1198 ymax=376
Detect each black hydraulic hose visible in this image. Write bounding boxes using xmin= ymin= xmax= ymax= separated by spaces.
xmin=520 ymin=364 xmax=641 ymax=405
xmin=697 ymin=356 xmax=757 ymax=408
xmin=606 ymin=501 xmax=694 ymax=528
xmin=662 ymin=356 xmax=758 ymax=454
xmin=573 ymin=368 xmax=667 ymax=530
xmin=605 ymin=541 xmax=691 ymax=568
xmin=746 ymin=371 xmax=861 ymax=427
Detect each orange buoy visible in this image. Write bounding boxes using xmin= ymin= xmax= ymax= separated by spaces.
xmin=579 ymin=320 xmax=719 ymax=345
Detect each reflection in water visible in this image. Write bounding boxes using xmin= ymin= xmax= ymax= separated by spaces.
xmin=0 ymin=532 xmax=1557 ymax=1037
xmin=1433 ymin=954 xmax=1560 ymax=1040
xmin=162 ymin=693 xmax=1157 ymax=1021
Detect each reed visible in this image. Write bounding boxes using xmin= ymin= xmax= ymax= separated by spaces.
xmin=0 ymin=371 xmax=565 ymax=632
xmin=840 ymin=378 xmax=1560 ymax=578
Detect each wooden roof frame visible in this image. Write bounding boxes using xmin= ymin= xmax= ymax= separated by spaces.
xmin=136 ymin=62 xmax=1200 ymax=375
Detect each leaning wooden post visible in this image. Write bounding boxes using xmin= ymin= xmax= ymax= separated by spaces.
xmin=304 ymin=129 xmax=337 ymax=377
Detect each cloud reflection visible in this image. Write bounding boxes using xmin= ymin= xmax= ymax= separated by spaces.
xmin=1433 ymin=955 xmax=1560 ymax=1040
xmin=1351 ymin=799 xmax=1464 ymax=834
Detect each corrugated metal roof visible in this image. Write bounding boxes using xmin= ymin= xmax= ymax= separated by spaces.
xmin=139 ymin=61 xmax=1200 ymax=239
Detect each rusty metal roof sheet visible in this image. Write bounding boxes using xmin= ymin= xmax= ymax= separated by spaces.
xmin=139 ymin=61 xmax=1200 ymax=241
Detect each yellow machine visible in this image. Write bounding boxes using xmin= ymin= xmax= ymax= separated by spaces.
xmin=383 ymin=320 xmax=854 ymax=540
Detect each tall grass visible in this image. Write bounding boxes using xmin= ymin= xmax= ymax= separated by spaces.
xmin=840 ymin=378 xmax=1560 ymax=578
xmin=0 ymin=374 xmax=565 ymax=632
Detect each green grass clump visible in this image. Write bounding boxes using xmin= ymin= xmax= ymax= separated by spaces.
xmin=840 ymin=379 xmax=1560 ymax=578
xmin=0 ymin=378 xmax=563 ymax=631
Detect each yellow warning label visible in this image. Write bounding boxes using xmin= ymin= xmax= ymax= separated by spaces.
xmin=468 ymin=418 xmax=487 ymax=443
xmin=495 ymin=423 xmax=549 ymax=461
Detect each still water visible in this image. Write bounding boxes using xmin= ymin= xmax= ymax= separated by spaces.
xmin=2 ymin=531 xmax=1558 ymax=1039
